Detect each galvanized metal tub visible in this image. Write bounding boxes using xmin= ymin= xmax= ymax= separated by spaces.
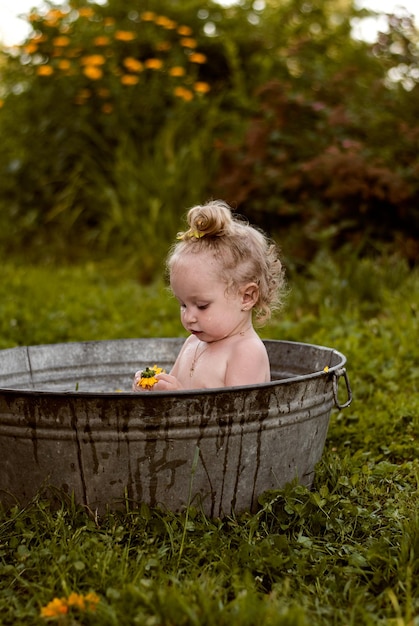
xmin=0 ymin=339 xmax=351 ymax=517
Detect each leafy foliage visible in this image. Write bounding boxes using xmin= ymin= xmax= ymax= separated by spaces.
xmin=213 ymin=3 xmax=419 ymax=264
xmin=0 ymin=0 xmax=418 ymax=269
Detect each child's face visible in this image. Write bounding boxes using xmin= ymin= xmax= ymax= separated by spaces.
xmin=170 ymin=251 xmax=248 ymax=343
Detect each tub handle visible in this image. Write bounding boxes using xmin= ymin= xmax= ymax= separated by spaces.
xmin=332 ymin=367 xmax=352 ymax=409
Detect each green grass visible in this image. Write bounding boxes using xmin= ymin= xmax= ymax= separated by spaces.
xmin=0 ymin=252 xmax=418 ymax=625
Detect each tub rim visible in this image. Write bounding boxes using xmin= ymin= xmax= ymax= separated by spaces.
xmin=0 ymin=338 xmax=347 ymax=399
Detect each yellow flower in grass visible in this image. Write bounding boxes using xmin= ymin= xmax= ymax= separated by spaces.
xmin=67 ymin=593 xmax=85 ymax=610
xmin=84 ymin=592 xmax=100 ymax=609
xmin=40 ymin=597 xmax=68 ymax=618
xmin=138 ymin=365 xmax=164 ymax=389
xmin=67 ymin=591 xmax=99 ymax=611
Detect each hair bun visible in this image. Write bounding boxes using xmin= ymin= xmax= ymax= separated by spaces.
xmin=185 ymin=200 xmax=233 ymax=239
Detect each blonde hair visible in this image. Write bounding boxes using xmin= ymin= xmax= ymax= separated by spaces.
xmin=168 ymin=200 xmax=285 ymax=324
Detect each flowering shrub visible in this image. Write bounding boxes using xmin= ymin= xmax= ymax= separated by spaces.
xmin=14 ymin=4 xmax=210 ymax=114
xmin=0 ymin=1 xmax=216 ymax=268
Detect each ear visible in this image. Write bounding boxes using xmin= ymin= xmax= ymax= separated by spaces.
xmin=240 ymin=282 xmax=259 ymax=310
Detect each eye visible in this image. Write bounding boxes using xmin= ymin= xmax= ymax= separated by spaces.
xmin=197 ymin=303 xmax=209 ymax=310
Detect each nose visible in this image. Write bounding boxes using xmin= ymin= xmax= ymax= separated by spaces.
xmin=182 ymin=306 xmax=197 ymax=325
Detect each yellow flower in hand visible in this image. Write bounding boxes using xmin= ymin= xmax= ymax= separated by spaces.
xmin=138 ymin=365 xmax=164 ymax=389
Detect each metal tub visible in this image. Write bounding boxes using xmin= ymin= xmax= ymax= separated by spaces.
xmin=0 ymin=339 xmax=351 ymax=517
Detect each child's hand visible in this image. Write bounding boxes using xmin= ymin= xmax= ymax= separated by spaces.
xmin=151 ymin=373 xmax=184 ymax=391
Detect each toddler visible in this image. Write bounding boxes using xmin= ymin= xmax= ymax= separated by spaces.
xmin=133 ymin=200 xmax=285 ymax=390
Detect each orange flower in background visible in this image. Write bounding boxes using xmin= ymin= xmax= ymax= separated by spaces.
xmin=102 ymin=103 xmax=113 ymax=114
xmin=37 ymin=65 xmax=54 ymax=76
xmin=155 ymin=16 xmax=177 ymax=29
xmin=23 ymin=42 xmax=38 ymax=54
xmin=121 ymin=74 xmax=139 ymax=85
xmin=83 ymin=65 xmax=103 ymax=80
xmin=57 ymin=59 xmax=71 ymax=71
xmin=144 ymin=58 xmax=163 ymax=70
xmin=123 ymin=57 xmax=143 ymax=72
xmin=93 ymin=36 xmax=110 ymax=46
xmin=189 ymin=52 xmax=207 ymax=64
xmin=178 ymin=25 xmax=193 ymax=36
xmin=140 ymin=11 xmax=157 ymax=21
xmin=194 ymin=81 xmax=211 ymax=94
xmin=80 ymin=54 xmax=106 ymax=66
xmin=44 ymin=8 xmax=66 ymax=26
xmin=180 ymin=38 xmax=197 ymax=48
xmin=78 ymin=7 xmax=95 ymax=18
xmin=174 ymin=86 xmax=194 ymax=101
xmin=115 ymin=30 xmax=136 ymax=41
xmin=169 ymin=66 xmax=186 ymax=77
xmin=104 ymin=17 xmax=115 ymax=27
xmin=0 ymin=100 xmax=4 ymax=109
xmin=53 ymin=36 xmax=70 ymax=47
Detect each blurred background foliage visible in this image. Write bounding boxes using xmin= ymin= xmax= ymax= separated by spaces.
xmin=0 ymin=0 xmax=418 ymax=279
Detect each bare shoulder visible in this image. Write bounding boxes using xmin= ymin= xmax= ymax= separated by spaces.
xmin=225 ymin=335 xmax=270 ymax=386
xmin=230 ymin=335 xmax=267 ymax=360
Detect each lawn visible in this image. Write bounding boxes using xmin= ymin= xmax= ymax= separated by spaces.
xmin=0 ymin=252 xmax=418 ymax=625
